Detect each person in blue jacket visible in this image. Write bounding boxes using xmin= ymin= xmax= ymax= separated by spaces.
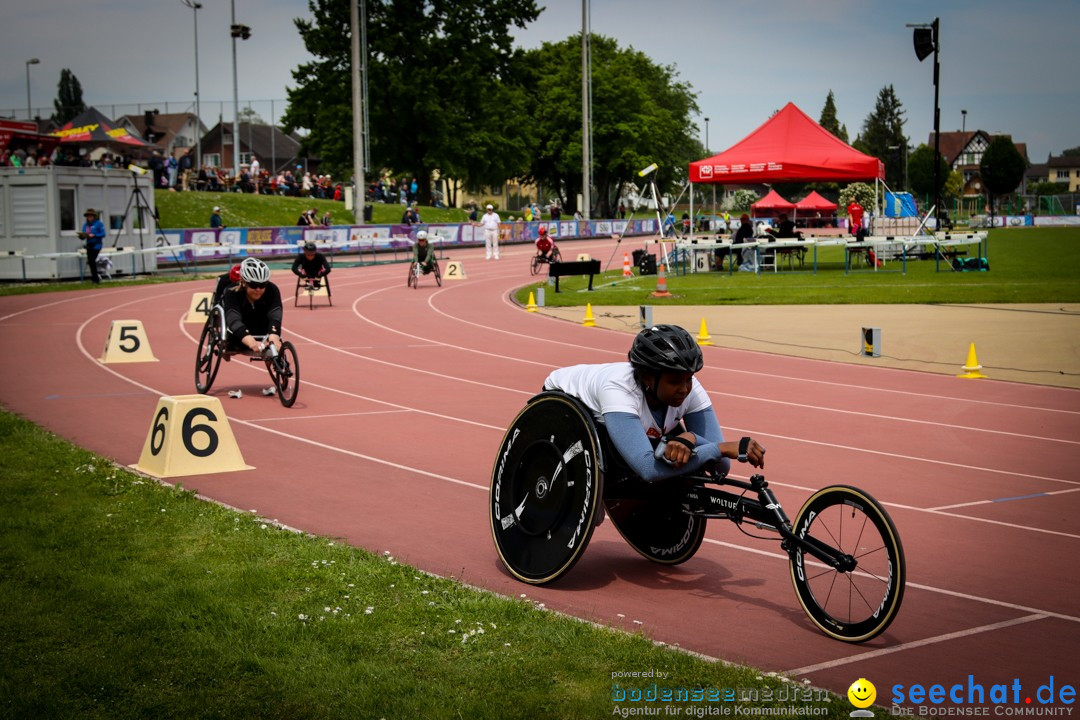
xmin=77 ymin=208 xmax=107 ymax=284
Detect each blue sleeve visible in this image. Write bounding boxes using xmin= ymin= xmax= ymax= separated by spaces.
xmin=684 ymin=408 xmax=731 ymax=477
xmin=605 ymin=412 xmax=723 ymax=482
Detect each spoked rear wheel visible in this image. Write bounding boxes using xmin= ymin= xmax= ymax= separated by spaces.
xmin=530 ymin=255 xmax=542 ymax=275
xmin=407 ymin=263 xmax=417 ymax=288
xmin=195 ymin=320 xmax=222 ymax=394
xmin=434 ymin=262 xmax=442 ymax=286
xmin=267 ymin=341 xmax=300 ymax=408
xmin=789 ymin=485 xmax=905 ymax=642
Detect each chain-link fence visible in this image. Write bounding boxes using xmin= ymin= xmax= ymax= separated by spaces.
xmin=8 ymin=98 xmax=289 ymax=132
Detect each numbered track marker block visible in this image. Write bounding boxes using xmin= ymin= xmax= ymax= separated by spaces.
xmin=185 ymin=292 xmax=215 ymax=323
xmin=131 ymin=395 xmax=253 ymax=478
xmin=576 ymin=253 xmax=592 ymax=262
xmin=100 ymin=320 xmax=158 ymax=364
xmin=443 ymin=260 xmax=466 ymax=280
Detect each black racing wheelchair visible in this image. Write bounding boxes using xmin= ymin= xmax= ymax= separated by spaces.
xmin=530 ymin=243 xmax=563 ymax=275
xmin=195 ymin=304 xmax=300 ymax=408
xmin=407 ymin=258 xmax=442 ymax=288
xmin=489 ymin=391 xmax=905 ymax=643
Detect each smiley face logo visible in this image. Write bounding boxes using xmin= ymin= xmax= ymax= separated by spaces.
xmin=847 ymin=678 xmax=876 ymax=709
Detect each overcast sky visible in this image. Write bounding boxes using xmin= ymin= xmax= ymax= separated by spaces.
xmin=2 ymin=0 xmax=1076 ymax=163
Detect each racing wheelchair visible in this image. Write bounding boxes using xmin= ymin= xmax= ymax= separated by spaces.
xmin=195 ymin=304 xmax=300 ymax=408
xmin=294 ymin=274 xmax=332 ymax=309
xmin=407 ymin=258 xmax=442 ymax=288
xmin=489 ymin=391 xmax=905 ymax=643
xmin=530 ymin=243 xmax=563 ymax=275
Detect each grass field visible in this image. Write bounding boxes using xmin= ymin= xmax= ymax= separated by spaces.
xmin=153 ymin=190 xmax=469 ymax=230
xmin=0 ymin=410 xmax=868 ymax=719
xmin=515 ymin=228 xmax=1080 ymax=307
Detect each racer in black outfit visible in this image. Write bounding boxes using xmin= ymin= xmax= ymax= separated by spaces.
xmin=212 ymin=264 xmax=242 ymax=306
xmin=223 ymin=257 xmax=283 ymax=354
xmin=291 ymin=241 xmax=331 ymax=288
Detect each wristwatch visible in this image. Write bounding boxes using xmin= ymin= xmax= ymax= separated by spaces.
xmin=737 ymin=436 xmax=751 ymax=463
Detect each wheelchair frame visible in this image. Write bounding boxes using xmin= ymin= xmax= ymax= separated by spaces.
xmin=489 ymin=391 xmax=905 ymax=643
xmin=294 ymin=274 xmax=332 ymax=309
xmin=407 ymin=258 xmax=442 ymax=288
xmin=195 ymin=304 xmax=301 ymax=408
xmin=530 ymin=244 xmax=563 ymax=275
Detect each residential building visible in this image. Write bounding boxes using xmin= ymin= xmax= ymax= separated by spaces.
xmin=928 ymin=130 xmax=1029 ymax=198
xmin=197 ymin=121 xmax=315 ymax=176
xmin=116 ymin=111 xmax=204 ymax=159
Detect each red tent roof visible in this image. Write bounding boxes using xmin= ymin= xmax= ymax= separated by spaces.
xmin=690 ymin=102 xmax=884 ymax=184
xmin=794 ymin=190 xmax=838 ymax=211
xmin=52 ymin=107 xmax=149 ymax=147
xmin=751 ymin=189 xmax=794 ymax=210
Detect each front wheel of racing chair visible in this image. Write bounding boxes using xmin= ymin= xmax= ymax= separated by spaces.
xmin=489 ymin=392 xmax=605 ymax=584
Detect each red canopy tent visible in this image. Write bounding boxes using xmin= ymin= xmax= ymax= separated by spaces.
xmin=689 ymin=102 xmax=884 ymax=184
xmin=750 ymin=189 xmax=794 ymax=218
xmin=794 ymin=190 xmax=838 ymax=212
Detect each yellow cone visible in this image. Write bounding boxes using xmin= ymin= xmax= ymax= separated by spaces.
xmin=696 ymin=318 xmax=713 ymax=346
xmin=526 ymin=291 xmax=538 ymax=313
xmin=583 ymin=303 xmax=597 ymax=327
xmin=957 ymin=342 xmax=988 ymax=379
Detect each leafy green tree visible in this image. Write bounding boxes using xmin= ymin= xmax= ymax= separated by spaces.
xmin=51 ymin=69 xmax=86 ymax=125
xmin=838 ymin=182 xmax=875 ymax=215
xmin=1060 ymin=146 xmax=1080 ymax=157
xmin=1030 ymin=181 xmax=1068 ymax=196
xmin=857 ymin=85 xmax=908 ymax=188
xmin=720 ymin=189 xmax=760 ymax=213
xmin=818 ymin=90 xmax=848 ymax=143
xmin=980 ymin=136 xmax=1027 ymax=218
xmin=282 ymin=0 xmax=539 ymax=204
xmin=521 ymin=34 xmax=699 ymax=217
xmin=907 ymin=143 xmax=950 ymax=203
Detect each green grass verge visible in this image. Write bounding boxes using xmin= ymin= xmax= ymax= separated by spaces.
xmin=0 ymin=409 xmax=875 ymax=719
xmin=153 ymin=190 xmax=469 ymax=230
xmin=517 ymin=228 xmax=1080 ymax=306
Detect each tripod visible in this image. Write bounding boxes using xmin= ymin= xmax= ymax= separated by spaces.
xmin=111 ymin=169 xmax=185 ymax=274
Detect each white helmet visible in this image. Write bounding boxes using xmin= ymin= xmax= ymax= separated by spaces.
xmin=416 ymin=230 xmax=428 ymax=241
xmin=240 ymin=257 xmax=270 ymax=284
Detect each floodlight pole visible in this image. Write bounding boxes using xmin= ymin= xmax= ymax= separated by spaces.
xmin=182 ymin=0 xmax=202 ymax=170
xmin=350 ymin=0 xmax=367 ymax=224
xmin=931 ymin=17 xmax=941 ymax=226
xmin=581 ymin=0 xmax=591 ymax=220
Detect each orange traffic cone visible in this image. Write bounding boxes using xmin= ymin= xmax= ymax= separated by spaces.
xmin=696 ymin=318 xmax=713 ymax=346
xmin=622 ymin=252 xmax=633 ymax=278
xmin=957 ymin=343 xmax=988 ymax=379
xmin=583 ymin=303 xmax=597 ymax=327
xmin=526 ymin=291 xmax=538 ymax=313
xmin=650 ymin=263 xmax=673 ymax=298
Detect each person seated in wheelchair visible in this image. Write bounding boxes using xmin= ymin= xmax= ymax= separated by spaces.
xmin=543 ymin=324 xmax=765 ymax=482
xmin=291 ymin=241 xmax=331 ymax=289
xmin=412 ymin=231 xmax=436 ymax=274
xmin=222 ymin=257 xmax=283 ymax=356
xmin=535 ymin=225 xmax=554 ymax=260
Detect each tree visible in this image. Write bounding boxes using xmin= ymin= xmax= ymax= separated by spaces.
xmin=838 ymin=182 xmax=875 ymax=215
xmin=907 ymin=143 xmax=950 ymax=203
xmin=238 ymin=107 xmax=266 ymax=125
xmin=857 ymin=85 xmax=908 ymax=188
xmin=521 ymin=34 xmax=700 ymax=217
xmin=282 ymin=0 xmax=539 ymax=205
xmin=818 ymin=90 xmax=848 ymax=144
xmin=1060 ymin=146 xmax=1080 ymax=157
xmin=980 ymin=136 xmax=1027 ymax=219
xmin=51 ymin=69 xmax=86 ymax=125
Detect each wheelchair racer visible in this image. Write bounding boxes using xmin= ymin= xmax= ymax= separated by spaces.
xmin=535 ymin=225 xmax=554 ymax=259
xmin=223 ymin=257 xmax=283 ymax=355
xmin=543 ymin=324 xmax=765 ymax=482
xmin=412 ymin=231 xmax=436 ymax=274
xmin=291 ymin=241 xmax=331 ymax=288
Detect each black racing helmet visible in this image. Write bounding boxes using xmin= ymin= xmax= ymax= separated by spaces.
xmin=628 ymin=324 xmax=703 ymax=374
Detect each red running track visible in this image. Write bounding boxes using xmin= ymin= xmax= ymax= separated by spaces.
xmin=2 ymin=238 xmax=1078 ymax=704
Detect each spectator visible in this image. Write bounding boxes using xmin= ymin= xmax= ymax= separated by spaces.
xmin=77 ymin=208 xmax=106 ymax=285
xmin=209 ymin=206 xmax=224 ymax=229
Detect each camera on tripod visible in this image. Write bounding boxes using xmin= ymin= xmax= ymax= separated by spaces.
xmin=128 ymin=164 xmax=148 ymax=176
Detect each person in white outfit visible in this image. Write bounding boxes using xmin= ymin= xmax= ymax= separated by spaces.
xmin=480 ymin=204 xmax=501 ymax=260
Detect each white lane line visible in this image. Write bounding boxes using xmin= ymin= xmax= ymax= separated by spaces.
xmin=248 ymin=409 xmax=414 ymax=422
xmin=783 ymin=614 xmax=1051 ymax=677
xmin=708 ymin=389 xmax=1080 ymax=447
xmin=930 ymin=486 xmax=1080 ymax=511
